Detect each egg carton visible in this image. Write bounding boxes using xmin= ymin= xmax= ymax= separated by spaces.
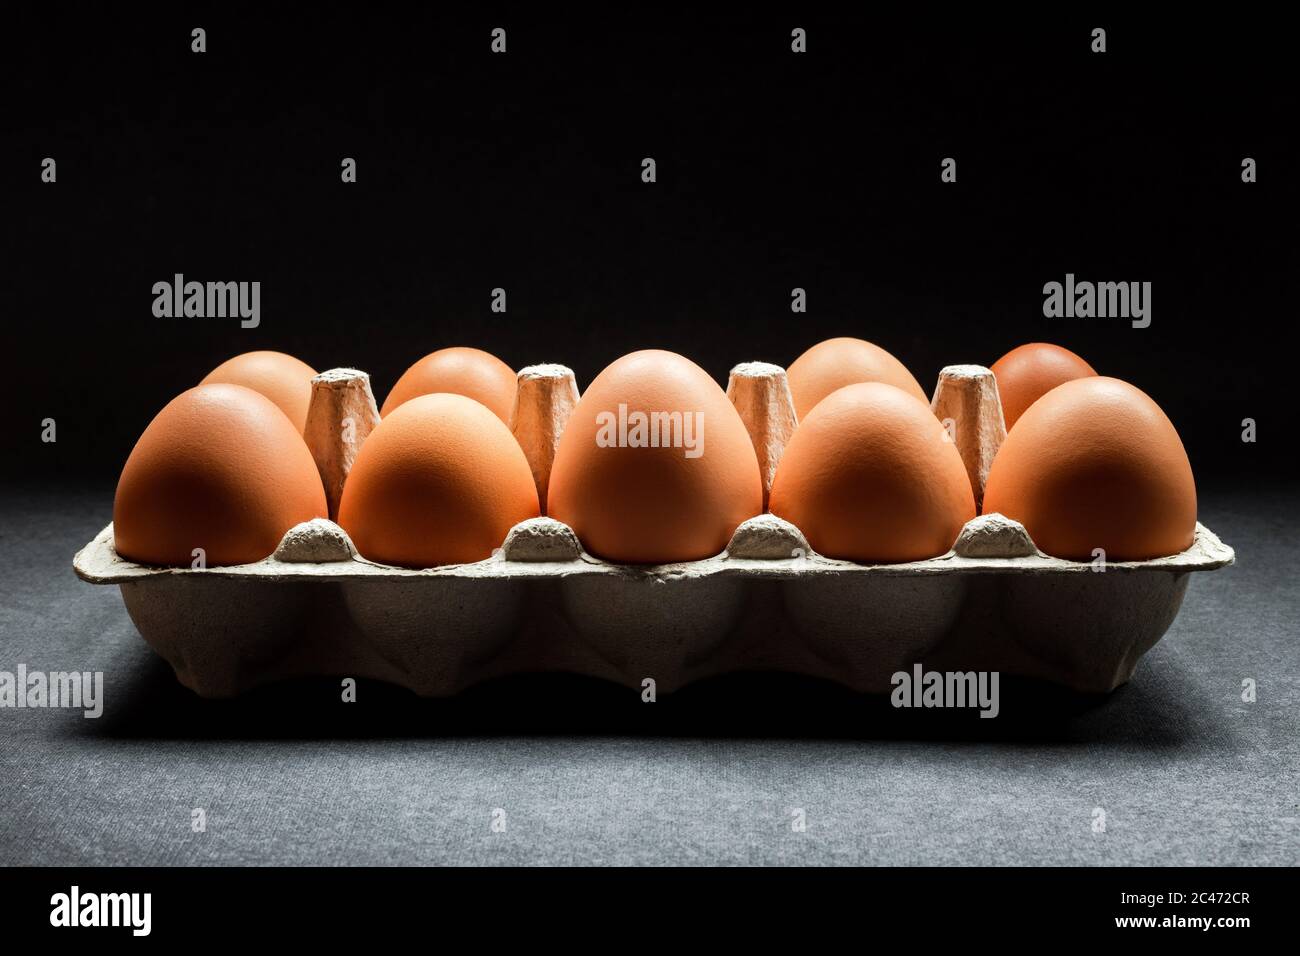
xmin=73 ymin=363 xmax=1234 ymax=698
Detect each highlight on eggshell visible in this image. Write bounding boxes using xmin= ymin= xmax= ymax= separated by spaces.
xmin=786 ymin=336 xmax=928 ymax=421
xmin=769 ymin=381 xmax=976 ymax=563
xmin=199 ymin=349 xmax=319 ymax=433
xmin=381 ymin=346 xmax=517 ymax=424
xmin=113 ymin=383 xmax=328 ymax=567
xmin=982 ymin=376 xmax=1197 ymax=561
xmin=337 ymin=392 xmax=540 ymax=568
xmin=990 ymin=342 xmax=1097 ymax=430
xmin=547 ymin=349 xmax=763 ymax=564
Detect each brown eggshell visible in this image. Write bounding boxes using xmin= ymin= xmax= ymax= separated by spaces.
xmin=769 ymin=382 xmax=975 ymax=562
xmin=381 ymin=347 xmax=517 ymax=424
xmin=114 ymin=384 xmax=328 ymax=566
xmin=547 ymin=350 xmax=763 ymax=564
xmin=786 ymin=337 xmax=928 ymax=421
xmin=338 ymin=393 xmax=540 ymax=567
xmin=990 ymin=342 xmax=1097 ymax=429
xmin=982 ymin=376 xmax=1196 ymax=560
xmin=200 ymin=350 xmax=319 ymax=433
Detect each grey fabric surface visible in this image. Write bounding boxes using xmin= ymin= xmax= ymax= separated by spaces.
xmin=1 ymin=485 xmax=1296 ymax=866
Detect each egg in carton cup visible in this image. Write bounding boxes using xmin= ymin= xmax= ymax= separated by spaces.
xmin=74 ymin=362 xmax=1233 ymax=699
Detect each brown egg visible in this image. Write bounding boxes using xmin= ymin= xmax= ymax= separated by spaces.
xmin=983 ymin=377 xmax=1196 ymax=560
xmin=338 ymin=393 xmax=539 ymax=567
xmin=786 ymin=337 xmax=928 ymax=421
xmin=114 ymin=384 xmax=328 ymax=566
xmin=548 ymin=350 xmax=763 ymax=563
xmin=770 ymin=382 xmax=975 ymax=562
xmin=200 ymin=350 xmax=318 ymax=433
xmin=990 ymin=342 xmax=1097 ymax=430
xmin=381 ymin=347 xmax=517 ymax=424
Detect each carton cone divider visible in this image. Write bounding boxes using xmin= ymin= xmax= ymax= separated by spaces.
xmin=511 ymin=364 xmax=580 ymax=513
xmin=726 ymin=362 xmax=798 ymax=510
xmin=303 ymin=368 xmax=382 ymax=520
xmin=930 ymin=365 xmax=1007 ymax=511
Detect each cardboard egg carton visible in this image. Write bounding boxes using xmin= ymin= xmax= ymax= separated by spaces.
xmin=74 ymin=363 xmax=1234 ymax=698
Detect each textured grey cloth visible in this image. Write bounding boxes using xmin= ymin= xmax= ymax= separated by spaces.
xmin=1 ymin=485 xmax=1296 ymax=866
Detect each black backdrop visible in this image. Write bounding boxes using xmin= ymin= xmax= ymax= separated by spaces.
xmin=6 ymin=10 xmax=1292 ymax=486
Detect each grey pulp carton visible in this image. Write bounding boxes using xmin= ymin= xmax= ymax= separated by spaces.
xmin=74 ymin=363 xmax=1234 ymax=698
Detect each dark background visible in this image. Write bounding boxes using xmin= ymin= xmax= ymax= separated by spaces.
xmin=1 ymin=9 xmax=1296 ymax=870
xmin=4 ymin=10 xmax=1292 ymax=486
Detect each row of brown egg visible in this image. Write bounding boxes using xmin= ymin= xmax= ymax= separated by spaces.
xmin=111 ymin=339 xmax=1196 ymax=569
